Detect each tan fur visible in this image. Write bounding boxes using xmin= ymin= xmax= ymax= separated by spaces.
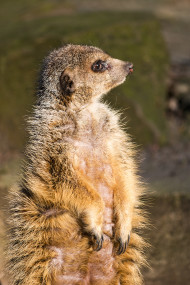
xmin=5 ymin=44 xmax=148 ymax=285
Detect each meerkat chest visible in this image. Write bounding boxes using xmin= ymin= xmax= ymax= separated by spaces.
xmin=71 ymin=110 xmax=113 ymax=182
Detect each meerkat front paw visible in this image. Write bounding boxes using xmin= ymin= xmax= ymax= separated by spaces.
xmin=115 ymin=234 xmax=130 ymax=255
xmin=85 ymin=226 xmax=104 ymax=251
xmin=114 ymin=213 xmax=132 ymax=255
xmin=81 ymin=206 xmax=104 ymax=251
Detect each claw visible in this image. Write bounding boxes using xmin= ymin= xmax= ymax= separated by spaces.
xmin=94 ymin=234 xmax=104 ymax=251
xmin=128 ymin=234 xmax=130 ymax=243
xmin=84 ymin=229 xmax=104 ymax=251
xmin=117 ymin=234 xmax=130 ymax=255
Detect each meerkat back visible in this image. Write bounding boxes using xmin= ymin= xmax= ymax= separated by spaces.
xmin=6 ymin=44 xmax=147 ymax=285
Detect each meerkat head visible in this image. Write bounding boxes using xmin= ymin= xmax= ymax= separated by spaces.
xmin=39 ymin=44 xmax=133 ymax=105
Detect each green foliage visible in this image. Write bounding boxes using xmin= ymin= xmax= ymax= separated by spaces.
xmin=0 ymin=7 xmax=169 ymax=150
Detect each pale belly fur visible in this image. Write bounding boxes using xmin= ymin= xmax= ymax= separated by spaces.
xmin=53 ymin=140 xmax=117 ymax=284
xmin=73 ymin=142 xmax=117 ymax=284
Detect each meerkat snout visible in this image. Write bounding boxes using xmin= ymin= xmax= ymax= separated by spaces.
xmin=124 ymin=62 xmax=134 ymax=73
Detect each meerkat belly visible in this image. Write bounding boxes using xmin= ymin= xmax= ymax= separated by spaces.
xmin=71 ymin=143 xmax=117 ymax=283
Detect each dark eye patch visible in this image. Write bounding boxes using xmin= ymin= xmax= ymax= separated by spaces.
xmin=91 ymin=60 xmax=110 ymax=73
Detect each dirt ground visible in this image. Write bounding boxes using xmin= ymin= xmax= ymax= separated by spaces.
xmin=143 ymin=194 xmax=190 ymax=285
xmin=140 ymin=143 xmax=190 ymax=284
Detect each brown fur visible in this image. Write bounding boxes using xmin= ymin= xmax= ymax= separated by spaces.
xmin=5 ymin=44 xmax=148 ymax=284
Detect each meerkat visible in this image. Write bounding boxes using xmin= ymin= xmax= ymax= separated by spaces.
xmin=6 ymin=44 xmax=148 ymax=285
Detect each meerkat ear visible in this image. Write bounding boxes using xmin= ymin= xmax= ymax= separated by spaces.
xmin=59 ymin=71 xmax=75 ymax=96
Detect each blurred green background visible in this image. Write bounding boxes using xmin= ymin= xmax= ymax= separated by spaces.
xmin=0 ymin=0 xmax=190 ymax=284
xmin=0 ymin=2 xmax=169 ymax=151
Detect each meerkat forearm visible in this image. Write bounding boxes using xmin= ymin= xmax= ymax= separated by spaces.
xmin=113 ymin=171 xmax=137 ymax=254
xmin=26 ymin=153 xmax=105 ymax=249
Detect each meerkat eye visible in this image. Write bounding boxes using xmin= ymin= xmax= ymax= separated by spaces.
xmin=91 ymin=60 xmax=109 ymax=72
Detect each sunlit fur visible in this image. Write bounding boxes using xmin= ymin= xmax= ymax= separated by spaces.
xmin=6 ymin=45 xmax=148 ymax=285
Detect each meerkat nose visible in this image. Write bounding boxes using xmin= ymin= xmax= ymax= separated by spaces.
xmin=129 ymin=64 xmax=133 ymax=73
xmin=125 ymin=62 xmax=134 ymax=73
